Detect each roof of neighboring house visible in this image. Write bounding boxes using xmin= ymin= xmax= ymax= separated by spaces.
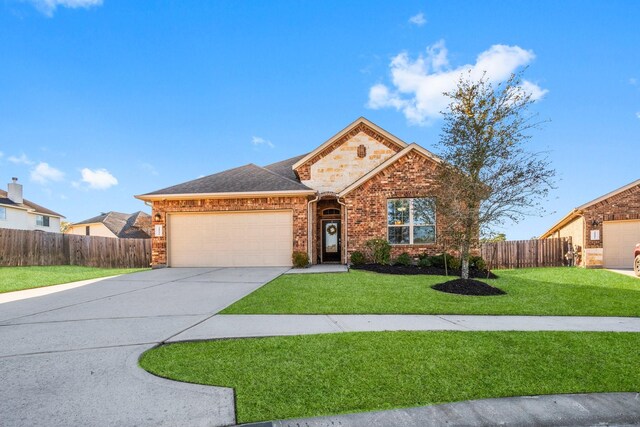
xmin=72 ymin=211 xmax=151 ymax=238
xmin=539 ymin=178 xmax=640 ymax=239
xmin=138 ymin=163 xmax=314 ymax=199
xmin=0 ymin=190 xmax=64 ymax=218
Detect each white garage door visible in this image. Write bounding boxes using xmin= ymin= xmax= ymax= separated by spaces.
xmin=603 ymin=220 xmax=640 ymax=268
xmin=168 ymin=211 xmax=293 ymax=267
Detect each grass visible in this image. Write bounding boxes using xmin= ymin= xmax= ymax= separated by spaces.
xmin=221 ymin=267 xmax=640 ymax=316
xmin=140 ymin=331 xmax=640 ymax=423
xmin=0 ymin=265 xmax=147 ymax=293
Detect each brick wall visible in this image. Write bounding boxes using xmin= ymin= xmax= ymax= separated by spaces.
xmin=151 ymin=196 xmax=309 ymax=267
xmin=343 ymin=150 xmax=444 ymax=259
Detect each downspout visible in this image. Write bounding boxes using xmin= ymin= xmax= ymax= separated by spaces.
xmin=337 ymin=197 xmax=348 ymax=265
xmin=307 ymin=194 xmax=319 ymax=264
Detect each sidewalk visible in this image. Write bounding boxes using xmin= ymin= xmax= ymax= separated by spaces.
xmin=167 ymin=314 xmax=640 ymax=342
xmin=243 ymin=392 xmax=640 ymax=427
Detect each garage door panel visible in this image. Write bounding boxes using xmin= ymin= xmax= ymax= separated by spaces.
xmin=168 ymin=211 xmax=293 ymax=267
xmin=603 ymin=221 xmax=640 ymax=268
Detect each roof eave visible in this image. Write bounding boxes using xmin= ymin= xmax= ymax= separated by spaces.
xmin=135 ymin=189 xmax=317 ymax=201
xmin=539 ymin=209 xmax=582 ymax=239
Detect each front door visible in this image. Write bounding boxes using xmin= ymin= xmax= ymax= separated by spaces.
xmin=322 ymin=220 xmax=341 ymax=263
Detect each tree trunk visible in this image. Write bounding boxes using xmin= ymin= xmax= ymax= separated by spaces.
xmin=461 ymin=241 xmax=470 ymax=280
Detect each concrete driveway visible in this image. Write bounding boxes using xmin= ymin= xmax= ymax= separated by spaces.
xmin=0 ymin=267 xmax=288 ymax=427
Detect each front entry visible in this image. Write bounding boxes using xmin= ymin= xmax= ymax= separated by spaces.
xmin=322 ymin=220 xmax=341 ymax=263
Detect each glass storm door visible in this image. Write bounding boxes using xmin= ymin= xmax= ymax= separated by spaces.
xmin=322 ymin=220 xmax=341 ymax=263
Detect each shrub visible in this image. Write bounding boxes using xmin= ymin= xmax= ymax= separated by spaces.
xmin=428 ymin=253 xmax=453 ymax=268
xmin=469 ymin=255 xmax=487 ymax=271
xmin=292 ymin=251 xmax=309 ymax=268
xmin=350 ymin=251 xmax=366 ymax=266
xmin=364 ymin=238 xmax=391 ymax=265
xmin=448 ymin=256 xmax=462 ymax=270
xmin=394 ymin=252 xmax=413 ymax=266
xmin=418 ymin=257 xmax=432 ymax=268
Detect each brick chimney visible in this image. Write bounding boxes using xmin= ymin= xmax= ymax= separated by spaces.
xmin=8 ymin=177 xmax=23 ymax=204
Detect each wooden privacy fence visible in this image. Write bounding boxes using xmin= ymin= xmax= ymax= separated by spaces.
xmin=480 ymin=237 xmax=572 ymax=269
xmin=0 ymin=229 xmax=151 ymax=268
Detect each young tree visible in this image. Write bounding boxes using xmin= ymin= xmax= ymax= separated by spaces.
xmin=436 ymin=71 xmax=555 ymax=280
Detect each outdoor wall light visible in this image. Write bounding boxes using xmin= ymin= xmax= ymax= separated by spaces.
xmin=154 ymin=213 xmax=162 ymax=222
xmin=591 ymin=219 xmax=600 ymax=227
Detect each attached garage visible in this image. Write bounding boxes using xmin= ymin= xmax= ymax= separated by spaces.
xmin=168 ymin=211 xmax=293 ymax=267
xmin=603 ymin=220 xmax=640 ymax=268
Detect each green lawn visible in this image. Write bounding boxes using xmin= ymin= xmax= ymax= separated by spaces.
xmin=0 ymin=266 xmax=147 ymax=293
xmin=140 ymin=331 xmax=640 ymax=423
xmin=222 ymin=267 xmax=640 ymax=316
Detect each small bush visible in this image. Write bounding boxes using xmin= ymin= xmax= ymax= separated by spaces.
xmin=428 ymin=253 xmax=455 ymax=268
xmin=469 ymin=255 xmax=487 ymax=271
xmin=394 ymin=252 xmax=413 ymax=266
xmin=418 ymin=257 xmax=432 ymax=268
xmin=350 ymin=251 xmax=366 ymax=266
xmin=292 ymin=251 xmax=309 ymax=268
xmin=448 ymin=256 xmax=462 ymax=270
xmin=364 ymin=238 xmax=391 ymax=265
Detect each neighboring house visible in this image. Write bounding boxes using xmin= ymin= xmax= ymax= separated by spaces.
xmin=136 ymin=117 xmax=445 ymax=268
xmin=66 ymin=211 xmax=152 ymax=239
xmin=0 ymin=177 xmax=64 ymax=232
xmin=540 ymin=178 xmax=640 ymax=269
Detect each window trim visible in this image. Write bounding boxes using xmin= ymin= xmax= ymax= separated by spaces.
xmin=387 ymin=197 xmax=436 ymax=245
xmin=0 ymin=206 xmax=6 ymax=221
xmin=36 ymin=214 xmax=50 ymax=227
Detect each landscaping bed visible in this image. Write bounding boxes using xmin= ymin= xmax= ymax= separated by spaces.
xmin=432 ymin=278 xmax=506 ymax=296
xmin=140 ymin=331 xmax=640 ymax=423
xmin=351 ymin=263 xmax=497 ymax=279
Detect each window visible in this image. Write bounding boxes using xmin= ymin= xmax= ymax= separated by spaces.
xmin=322 ymin=208 xmax=340 ymax=215
xmin=0 ymin=207 xmax=6 ymax=220
xmin=387 ymin=198 xmax=435 ymax=244
xmin=36 ymin=215 xmax=50 ymax=227
xmin=86 ymin=226 xmax=90 ymax=236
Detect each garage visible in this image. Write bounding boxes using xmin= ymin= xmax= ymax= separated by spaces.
xmin=603 ymin=220 xmax=640 ymax=268
xmin=168 ymin=211 xmax=293 ymax=267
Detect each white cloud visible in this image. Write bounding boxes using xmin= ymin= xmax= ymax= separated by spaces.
xmin=0 ymin=151 xmax=3 ymax=158
xmin=8 ymin=153 xmax=35 ymax=165
xmin=28 ymin=0 xmax=103 ymax=16
xmin=636 ymin=111 xmax=640 ymax=119
xmin=408 ymin=12 xmax=427 ymax=26
xmin=251 ymin=136 xmax=275 ymax=149
xmin=367 ymin=41 xmax=547 ymax=125
xmin=30 ymin=162 xmax=65 ymax=184
xmin=79 ymin=168 xmax=118 ymax=190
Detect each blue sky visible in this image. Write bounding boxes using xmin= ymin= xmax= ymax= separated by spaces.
xmin=1 ymin=0 xmax=638 ymax=239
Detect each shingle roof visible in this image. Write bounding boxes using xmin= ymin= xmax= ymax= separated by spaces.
xmin=72 ymin=211 xmax=151 ymax=238
xmin=263 ymin=153 xmax=308 ymax=182
xmin=0 ymin=190 xmax=64 ymax=217
xmin=141 ymin=163 xmax=312 ymax=196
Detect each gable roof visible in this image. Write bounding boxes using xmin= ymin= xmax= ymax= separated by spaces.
xmin=338 ymin=143 xmax=442 ymax=197
xmin=72 ymin=211 xmax=151 ymax=238
xmin=291 ymin=117 xmax=409 ymax=171
xmin=263 ymin=153 xmax=308 ymax=182
xmin=136 ymin=163 xmax=314 ymax=200
xmin=0 ymin=189 xmax=64 ymax=218
xmin=539 ymin=178 xmax=640 ymax=239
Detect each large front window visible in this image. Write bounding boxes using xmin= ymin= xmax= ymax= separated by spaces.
xmin=0 ymin=207 xmax=6 ymax=220
xmin=387 ymin=198 xmax=435 ymax=244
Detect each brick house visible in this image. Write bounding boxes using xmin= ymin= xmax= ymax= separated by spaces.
xmin=540 ymin=178 xmax=640 ymax=268
xmin=136 ymin=117 xmax=446 ymax=268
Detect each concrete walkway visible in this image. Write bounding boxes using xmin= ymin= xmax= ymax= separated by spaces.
xmin=285 ymin=264 xmax=349 ymax=274
xmin=168 ymin=314 xmax=640 ymax=341
xmin=0 ymin=267 xmax=289 ymax=427
xmin=247 ymin=392 xmax=640 ymax=427
xmin=608 ymin=268 xmax=640 ymax=279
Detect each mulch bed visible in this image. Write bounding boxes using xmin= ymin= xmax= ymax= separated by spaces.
xmin=432 ymin=278 xmax=506 ymax=296
xmin=351 ymin=264 xmax=497 ymax=279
